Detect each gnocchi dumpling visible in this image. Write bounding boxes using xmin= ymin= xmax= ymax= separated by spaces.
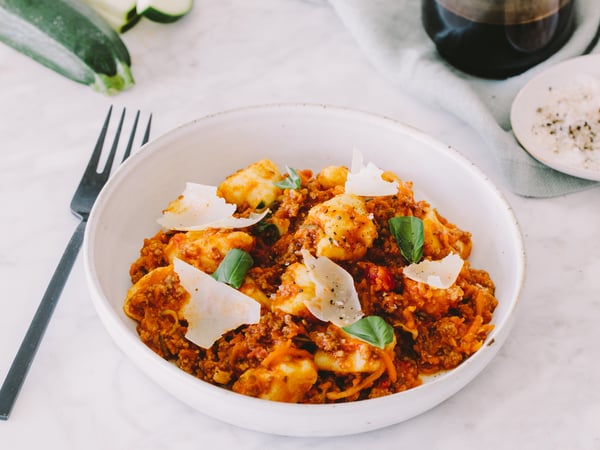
xmin=217 ymin=159 xmax=283 ymax=210
xmin=422 ymin=206 xmax=472 ymax=260
xmin=164 ymin=229 xmax=255 ymax=274
xmin=301 ymin=193 xmax=377 ymax=261
xmin=316 ymin=165 xmax=349 ymax=189
xmin=271 ymin=262 xmax=314 ymax=318
xmin=232 ymin=345 xmax=318 ymax=403
xmin=313 ymin=325 xmax=395 ymax=373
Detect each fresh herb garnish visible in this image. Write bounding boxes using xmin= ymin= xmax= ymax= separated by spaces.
xmin=212 ymin=248 xmax=254 ymax=289
xmin=275 ymin=166 xmax=301 ymax=190
xmin=388 ymin=216 xmax=424 ymax=264
xmin=256 ymin=220 xmax=280 ymax=244
xmin=342 ymin=316 xmax=394 ymax=349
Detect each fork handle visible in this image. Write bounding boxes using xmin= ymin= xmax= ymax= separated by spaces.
xmin=0 ymin=220 xmax=86 ymax=420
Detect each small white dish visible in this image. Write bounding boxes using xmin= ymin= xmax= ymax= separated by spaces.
xmin=511 ymin=53 xmax=600 ymax=181
xmin=84 ymin=104 xmax=525 ymax=437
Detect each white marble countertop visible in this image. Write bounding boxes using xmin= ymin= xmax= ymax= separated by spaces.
xmin=1 ymin=1 xmax=599 ymax=448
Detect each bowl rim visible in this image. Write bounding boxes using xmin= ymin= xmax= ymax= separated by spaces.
xmin=83 ymin=102 xmax=526 ymax=435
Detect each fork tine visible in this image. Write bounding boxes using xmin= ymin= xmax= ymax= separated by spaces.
xmin=83 ymin=105 xmax=113 ymax=175
xmin=121 ymin=110 xmax=140 ymax=163
xmin=100 ymin=108 xmax=126 ymax=177
xmin=142 ymin=114 xmax=152 ymax=145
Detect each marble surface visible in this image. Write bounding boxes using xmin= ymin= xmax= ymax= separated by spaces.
xmin=0 ymin=1 xmax=599 ymax=448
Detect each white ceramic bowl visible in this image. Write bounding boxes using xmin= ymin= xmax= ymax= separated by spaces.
xmin=84 ymin=104 xmax=525 ymax=437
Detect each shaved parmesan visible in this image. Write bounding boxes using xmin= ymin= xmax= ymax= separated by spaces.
xmin=301 ymin=249 xmax=363 ymax=327
xmin=403 ymin=253 xmax=464 ymax=289
xmin=344 ymin=149 xmax=399 ymax=196
xmin=157 ymin=182 xmax=269 ymax=231
xmin=174 ymin=258 xmax=261 ymax=349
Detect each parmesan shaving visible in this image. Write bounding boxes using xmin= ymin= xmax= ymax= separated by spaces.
xmin=344 ymin=149 xmax=399 ymax=196
xmin=301 ymin=249 xmax=363 ymax=327
xmin=157 ymin=182 xmax=269 ymax=231
xmin=403 ymin=253 xmax=464 ymax=289
xmin=174 ymin=258 xmax=261 ymax=349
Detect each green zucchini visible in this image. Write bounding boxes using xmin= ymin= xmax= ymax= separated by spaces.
xmin=0 ymin=0 xmax=134 ymax=94
xmin=82 ymin=0 xmax=141 ymax=33
xmin=137 ymin=0 xmax=193 ymax=23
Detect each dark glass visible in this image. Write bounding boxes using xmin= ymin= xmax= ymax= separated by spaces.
xmin=422 ymin=0 xmax=576 ymax=79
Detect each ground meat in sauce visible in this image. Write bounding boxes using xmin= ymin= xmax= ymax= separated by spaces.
xmin=123 ymin=160 xmax=498 ymax=404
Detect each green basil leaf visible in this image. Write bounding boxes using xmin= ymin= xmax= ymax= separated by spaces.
xmin=212 ymin=248 xmax=254 ymax=289
xmin=342 ymin=316 xmax=394 ymax=349
xmin=274 ymin=166 xmax=301 ymax=190
xmin=389 ymin=216 xmax=424 ymax=264
xmin=256 ymin=221 xmax=280 ymax=245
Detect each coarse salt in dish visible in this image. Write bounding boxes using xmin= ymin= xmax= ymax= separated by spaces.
xmin=532 ymin=74 xmax=600 ymax=171
xmin=511 ymin=53 xmax=600 ymax=181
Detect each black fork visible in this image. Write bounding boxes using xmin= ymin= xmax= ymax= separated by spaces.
xmin=0 ymin=107 xmax=152 ymax=420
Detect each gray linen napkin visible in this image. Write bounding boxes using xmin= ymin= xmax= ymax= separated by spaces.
xmin=327 ymin=0 xmax=600 ymax=197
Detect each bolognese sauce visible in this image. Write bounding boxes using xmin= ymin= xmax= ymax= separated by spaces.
xmin=123 ymin=158 xmax=497 ymax=403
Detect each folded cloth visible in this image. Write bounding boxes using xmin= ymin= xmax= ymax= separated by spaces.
xmin=327 ymin=0 xmax=600 ymax=197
